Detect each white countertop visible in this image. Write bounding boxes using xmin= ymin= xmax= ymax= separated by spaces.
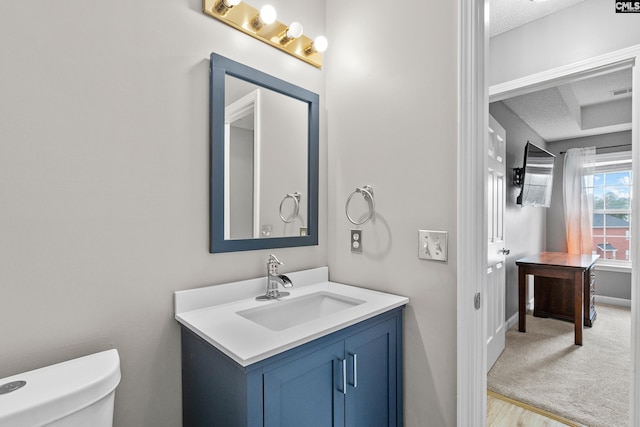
xmin=174 ymin=267 xmax=409 ymax=367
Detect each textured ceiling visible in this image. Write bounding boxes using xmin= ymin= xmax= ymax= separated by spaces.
xmin=499 ymin=69 xmax=633 ymax=141
xmin=490 ymin=0 xmax=586 ymax=37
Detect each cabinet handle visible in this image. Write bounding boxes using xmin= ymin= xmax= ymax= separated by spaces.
xmin=335 ymin=358 xmax=347 ymax=394
xmin=341 ymin=358 xmax=347 ymax=394
xmin=348 ymin=353 xmax=358 ymax=388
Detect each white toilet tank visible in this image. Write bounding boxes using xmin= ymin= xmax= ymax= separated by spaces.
xmin=0 ymin=349 xmax=121 ymax=427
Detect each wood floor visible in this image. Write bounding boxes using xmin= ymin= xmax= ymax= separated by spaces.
xmin=487 ymin=391 xmax=584 ymax=427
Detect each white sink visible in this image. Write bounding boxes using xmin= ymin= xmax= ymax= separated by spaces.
xmin=237 ymin=292 xmax=365 ymax=331
xmin=174 ymin=267 xmax=409 ymax=366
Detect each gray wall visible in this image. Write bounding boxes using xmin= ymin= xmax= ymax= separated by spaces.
xmin=596 ymin=270 xmax=633 ymax=300
xmin=326 ymin=0 xmax=458 ymax=424
xmin=490 ymin=0 xmax=640 ymax=85
xmin=0 ymin=1 xmax=327 ymax=426
xmin=489 ymin=102 xmax=548 ymax=320
xmin=545 ymin=132 xmax=633 ymax=300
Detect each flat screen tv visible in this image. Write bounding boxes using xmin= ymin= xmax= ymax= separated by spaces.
xmin=516 ymin=142 xmax=556 ymax=207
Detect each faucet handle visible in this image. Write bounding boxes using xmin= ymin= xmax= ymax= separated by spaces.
xmin=268 ymin=254 xmax=283 ymax=266
xmin=267 ymin=254 xmax=283 ymax=275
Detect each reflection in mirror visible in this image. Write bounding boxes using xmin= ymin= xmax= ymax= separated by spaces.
xmin=224 ymin=76 xmax=308 ymax=240
xmin=225 ymin=88 xmax=257 ymax=239
xmin=210 ymin=53 xmax=319 ymax=253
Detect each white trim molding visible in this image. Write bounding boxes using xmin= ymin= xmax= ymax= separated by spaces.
xmin=630 ymin=44 xmax=640 ymax=427
xmin=457 ymin=0 xmax=488 ymax=425
xmin=595 ymin=295 xmax=632 ymax=308
xmin=489 ymin=45 xmax=638 ymax=102
xmin=595 ymin=261 xmax=632 ymax=274
xmin=506 ymin=312 xmax=519 ymax=331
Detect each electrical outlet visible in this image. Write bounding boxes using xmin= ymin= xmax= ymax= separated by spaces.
xmin=351 ymin=229 xmax=363 ymax=253
xmin=418 ymin=230 xmax=448 ymax=262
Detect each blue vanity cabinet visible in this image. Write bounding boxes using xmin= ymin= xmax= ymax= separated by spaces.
xmin=262 ymin=340 xmax=346 ymax=427
xmin=180 ymin=307 xmax=404 ymax=427
xmin=344 ymin=319 xmax=398 ymax=427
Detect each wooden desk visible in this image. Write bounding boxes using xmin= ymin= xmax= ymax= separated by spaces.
xmin=516 ymin=252 xmax=599 ymax=346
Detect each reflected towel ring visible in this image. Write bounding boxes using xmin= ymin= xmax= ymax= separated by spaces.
xmin=345 ymin=185 xmax=375 ymax=225
xmin=279 ymin=192 xmax=301 ymax=223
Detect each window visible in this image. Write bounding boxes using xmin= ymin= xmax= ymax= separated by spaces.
xmin=587 ymin=150 xmax=632 ymax=266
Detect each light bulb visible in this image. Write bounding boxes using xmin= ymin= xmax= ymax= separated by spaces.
xmin=215 ymin=0 xmax=241 ymax=15
xmin=259 ymin=5 xmax=277 ymax=25
xmin=286 ymin=21 xmax=304 ymax=39
xmin=313 ymin=36 xmax=328 ymax=53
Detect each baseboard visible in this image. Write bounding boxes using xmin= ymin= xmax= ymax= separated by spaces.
xmin=506 ymin=298 xmax=533 ymax=330
xmin=506 ymin=312 xmax=519 ymax=330
xmin=507 ymin=297 xmax=630 ymax=329
xmin=595 ymin=295 xmax=631 ymax=308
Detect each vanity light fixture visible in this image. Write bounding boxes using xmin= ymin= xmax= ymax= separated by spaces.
xmin=251 ymin=4 xmax=277 ymax=31
xmin=214 ymin=0 xmax=241 ymax=16
xmin=202 ymin=0 xmax=326 ymax=68
xmin=279 ymin=21 xmax=303 ymax=46
xmin=305 ymin=35 xmax=328 ymax=54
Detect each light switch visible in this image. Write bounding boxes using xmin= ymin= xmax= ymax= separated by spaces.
xmin=418 ymin=230 xmax=447 ymax=262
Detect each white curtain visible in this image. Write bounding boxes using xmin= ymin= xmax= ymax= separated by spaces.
xmin=563 ymin=147 xmax=595 ymax=254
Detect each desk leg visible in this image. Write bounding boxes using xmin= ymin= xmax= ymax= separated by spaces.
xmin=518 ymin=268 xmax=526 ymax=333
xmin=574 ymin=270 xmax=584 ymax=346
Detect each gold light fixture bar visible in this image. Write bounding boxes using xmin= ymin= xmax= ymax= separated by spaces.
xmin=202 ymin=0 xmax=323 ymax=68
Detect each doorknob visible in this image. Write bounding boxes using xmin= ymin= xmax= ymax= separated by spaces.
xmin=499 ymin=248 xmax=510 ymax=255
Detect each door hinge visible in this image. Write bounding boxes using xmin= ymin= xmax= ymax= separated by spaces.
xmin=474 ymin=293 xmax=481 ymax=310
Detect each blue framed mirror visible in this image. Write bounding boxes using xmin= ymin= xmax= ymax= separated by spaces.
xmin=210 ymin=53 xmax=319 ymax=253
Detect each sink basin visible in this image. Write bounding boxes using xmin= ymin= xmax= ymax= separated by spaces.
xmin=237 ymin=291 xmax=365 ymax=331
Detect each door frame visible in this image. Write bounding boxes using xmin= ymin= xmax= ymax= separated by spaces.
xmin=224 ymin=89 xmax=262 ymax=239
xmin=457 ymin=0 xmax=640 ymax=424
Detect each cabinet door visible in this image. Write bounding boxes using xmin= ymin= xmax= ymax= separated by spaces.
xmin=345 ymin=317 xmax=397 ymax=427
xmin=263 ymin=341 xmax=345 ymax=427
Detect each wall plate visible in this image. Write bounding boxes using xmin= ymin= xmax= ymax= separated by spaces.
xmin=351 ymin=229 xmax=363 ymax=254
xmin=418 ymin=230 xmax=448 ymax=262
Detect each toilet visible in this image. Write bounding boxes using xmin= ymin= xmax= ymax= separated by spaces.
xmin=0 ymin=349 xmax=121 ymax=427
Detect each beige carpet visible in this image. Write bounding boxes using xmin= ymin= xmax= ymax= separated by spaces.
xmin=488 ymin=304 xmax=631 ymax=427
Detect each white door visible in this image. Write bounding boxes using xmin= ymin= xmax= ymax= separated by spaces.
xmin=487 ymin=115 xmax=507 ymax=372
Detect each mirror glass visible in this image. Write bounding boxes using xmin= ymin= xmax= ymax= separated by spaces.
xmin=225 ymin=76 xmax=308 ymax=240
xmin=210 ymin=53 xmax=319 ymax=253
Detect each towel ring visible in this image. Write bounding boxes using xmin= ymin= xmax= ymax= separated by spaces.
xmin=345 ymin=185 xmax=375 ymax=225
xmin=279 ymin=192 xmax=301 ymax=223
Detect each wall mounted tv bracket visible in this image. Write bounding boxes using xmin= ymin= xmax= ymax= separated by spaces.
xmin=513 ymin=168 xmax=524 ymax=186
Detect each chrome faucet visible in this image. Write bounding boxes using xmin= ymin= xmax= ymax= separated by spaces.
xmin=256 ymin=254 xmax=293 ymax=301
